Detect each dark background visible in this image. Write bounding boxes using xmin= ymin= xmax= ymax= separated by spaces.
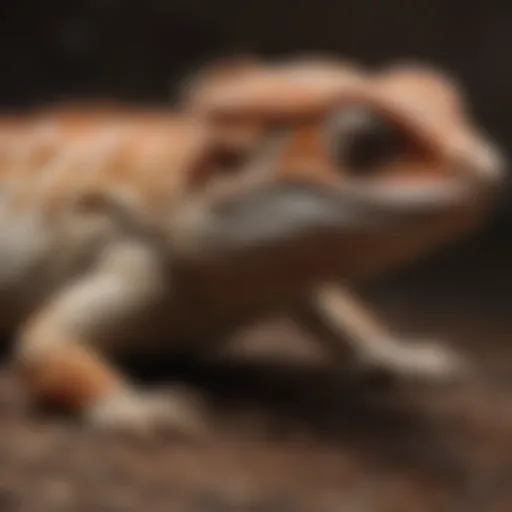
xmin=0 ymin=2 xmax=512 ymax=511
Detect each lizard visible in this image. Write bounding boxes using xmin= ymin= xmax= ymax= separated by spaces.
xmin=0 ymin=57 xmax=503 ymax=433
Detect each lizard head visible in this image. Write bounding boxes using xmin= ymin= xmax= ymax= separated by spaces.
xmin=172 ymin=57 xmax=505 ymax=280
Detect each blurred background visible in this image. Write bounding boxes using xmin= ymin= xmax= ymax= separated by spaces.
xmin=0 ymin=1 xmax=511 ymax=511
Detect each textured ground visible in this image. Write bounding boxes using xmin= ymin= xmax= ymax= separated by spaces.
xmin=0 ymin=234 xmax=510 ymax=512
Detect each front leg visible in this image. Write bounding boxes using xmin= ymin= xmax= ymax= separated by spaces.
xmin=14 ymin=241 xmax=206 ymax=435
xmin=295 ymin=284 xmax=468 ymax=381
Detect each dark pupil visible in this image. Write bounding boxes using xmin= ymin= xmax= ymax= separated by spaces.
xmin=332 ymin=107 xmax=405 ymax=172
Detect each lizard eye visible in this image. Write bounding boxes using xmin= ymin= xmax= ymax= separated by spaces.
xmin=325 ymin=104 xmax=408 ymax=174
